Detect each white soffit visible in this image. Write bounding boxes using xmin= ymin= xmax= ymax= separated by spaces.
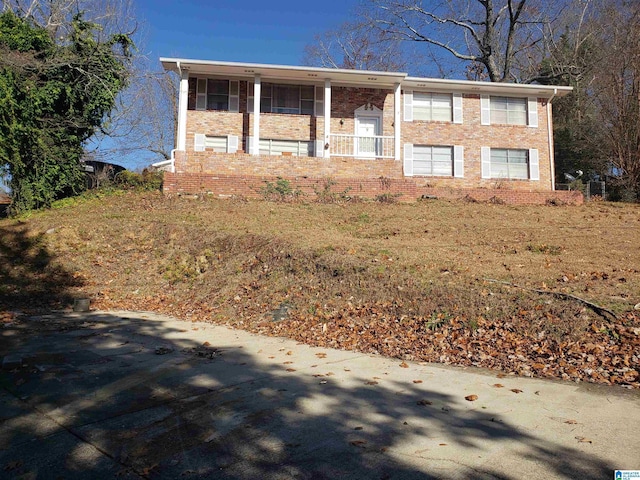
xmin=160 ymin=57 xmax=572 ymax=97
xmin=403 ymin=77 xmax=572 ymax=98
xmin=160 ymin=58 xmax=406 ymax=87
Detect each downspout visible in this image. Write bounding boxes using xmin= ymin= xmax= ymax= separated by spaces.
xmin=547 ymin=88 xmax=558 ymax=190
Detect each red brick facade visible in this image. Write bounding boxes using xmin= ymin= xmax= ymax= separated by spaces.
xmin=167 ymin=77 xmax=573 ymax=205
xmin=163 ymin=171 xmax=584 ymax=205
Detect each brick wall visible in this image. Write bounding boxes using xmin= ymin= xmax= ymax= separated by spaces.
xmin=183 ymin=82 xmax=558 ymax=195
xmin=163 ymin=171 xmax=584 ymax=205
xmin=402 ymin=94 xmax=553 ymax=191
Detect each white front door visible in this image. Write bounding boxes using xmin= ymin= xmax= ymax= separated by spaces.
xmin=356 ymin=116 xmax=380 ymax=157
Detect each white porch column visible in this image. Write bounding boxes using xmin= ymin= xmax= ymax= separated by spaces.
xmin=324 ymin=78 xmax=331 ymax=158
xmin=252 ymin=74 xmax=261 ymax=155
xmin=394 ymin=82 xmax=401 ymax=161
xmin=176 ymin=68 xmax=189 ymax=151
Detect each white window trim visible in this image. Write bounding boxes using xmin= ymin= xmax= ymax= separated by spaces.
xmin=482 ymin=147 xmax=538 ymax=180
xmin=483 ymin=95 xmax=537 ymax=127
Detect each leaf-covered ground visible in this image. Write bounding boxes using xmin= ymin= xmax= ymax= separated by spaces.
xmin=1 ymin=191 xmax=638 ymax=388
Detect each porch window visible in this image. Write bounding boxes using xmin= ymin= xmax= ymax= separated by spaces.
xmin=258 ymin=139 xmax=313 ymax=156
xmin=249 ymin=83 xmax=315 ymax=115
xmin=187 ymin=77 xmax=239 ymax=112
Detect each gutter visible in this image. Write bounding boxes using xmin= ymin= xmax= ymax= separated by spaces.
xmin=547 ymin=88 xmax=558 ymax=190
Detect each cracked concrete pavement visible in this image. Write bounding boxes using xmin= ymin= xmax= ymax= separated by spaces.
xmin=1 ymin=310 xmax=638 ymax=479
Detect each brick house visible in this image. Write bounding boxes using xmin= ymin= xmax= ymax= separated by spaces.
xmin=158 ymin=58 xmax=580 ymax=204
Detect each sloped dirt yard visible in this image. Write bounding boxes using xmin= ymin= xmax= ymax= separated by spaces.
xmin=1 ymin=191 xmax=639 ymax=387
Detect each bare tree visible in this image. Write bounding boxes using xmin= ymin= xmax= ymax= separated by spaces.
xmin=303 ymin=19 xmax=408 ymax=71
xmin=361 ymin=0 xmax=572 ymax=83
xmin=589 ymin=1 xmax=640 ymax=199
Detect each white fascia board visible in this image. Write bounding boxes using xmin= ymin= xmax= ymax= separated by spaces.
xmin=403 ymin=76 xmax=572 ymax=99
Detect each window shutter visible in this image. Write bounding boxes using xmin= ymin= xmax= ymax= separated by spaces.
xmin=527 ymin=97 xmax=538 ymax=127
xmin=481 ymin=146 xmax=491 ymax=178
xmin=403 ymin=91 xmax=413 ymax=122
xmin=196 ymin=78 xmax=207 ymax=111
xmin=227 ymin=135 xmax=239 ymax=154
xmin=247 ymin=81 xmax=254 ymax=113
xmin=480 ymin=95 xmax=491 ymax=125
xmin=246 ymin=136 xmax=255 ymax=155
xmin=403 ymin=143 xmax=414 ymax=176
xmin=194 ymin=134 xmax=206 ymax=152
xmin=453 ymin=93 xmax=463 ymax=124
xmin=454 ymin=145 xmax=464 ymax=178
xmin=315 ymin=140 xmax=325 ymax=158
xmin=315 ymin=86 xmax=324 ymax=117
xmin=529 ymin=148 xmax=540 ymax=180
xmin=229 ymin=81 xmax=239 ymax=113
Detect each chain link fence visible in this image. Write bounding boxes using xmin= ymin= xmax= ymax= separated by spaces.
xmin=555 ymin=181 xmax=606 ymax=201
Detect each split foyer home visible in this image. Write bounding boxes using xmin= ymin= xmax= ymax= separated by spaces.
xmin=158 ymin=58 xmax=580 ymax=204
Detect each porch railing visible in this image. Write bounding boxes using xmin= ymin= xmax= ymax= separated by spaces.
xmin=330 ymin=134 xmax=395 ymax=159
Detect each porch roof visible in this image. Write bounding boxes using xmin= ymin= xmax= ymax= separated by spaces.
xmin=160 ymin=58 xmax=572 ymax=98
xmin=160 ymin=58 xmax=406 ymax=88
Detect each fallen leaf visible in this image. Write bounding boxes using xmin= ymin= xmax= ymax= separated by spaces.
xmin=496 ymin=373 xmax=506 ymax=378
xmin=399 ymin=361 xmax=409 ymax=368
xmin=286 ymin=351 xmax=293 ymax=356
xmin=354 ymin=426 xmax=363 ymax=430
xmin=417 ymin=400 xmax=432 ymax=406
xmin=283 ymin=361 xmax=293 ymax=364
xmin=413 ymin=380 xmax=423 ymax=384
xmin=564 ymin=420 xmax=578 ymax=425
xmin=365 ymin=381 xmax=378 ymax=385
xmin=202 ymin=341 xmax=211 ymax=346
xmin=286 ymin=368 xmax=296 ymax=372
xmin=439 ymin=443 xmax=447 ymax=446
xmin=575 ymin=436 xmax=593 ymax=443
xmin=350 ymin=440 xmax=367 ymax=447
xmin=315 ymin=353 xmax=327 ymax=358
xmin=510 ymin=389 xmax=523 ymax=394
xmin=465 ymin=394 xmax=479 ymax=402
xmin=492 ymin=383 xmax=504 ymax=388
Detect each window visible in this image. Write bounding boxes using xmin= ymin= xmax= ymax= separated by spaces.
xmin=258 ymin=139 xmax=313 ymax=156
xmin=204 ymin=136 xmax=227 ymax=153
xmin=490 ymin=96 xmax=527 ymax=125
xmin=187 ymin=78 xmax=239 ymax=112
xmin=404 ymin=91 xmax=462 ymax=123
xmin=413 ymin=146 xmax=453 ymax=176
xmin=249 ymin=83 xmax=315 ymax=115
xmin=490 ymin=149 xmax=529 ymax=179
xmin=413 ymin=93 xmax=452 ymax=121
xmin=404 ymin=144 xmax=464 ymax=177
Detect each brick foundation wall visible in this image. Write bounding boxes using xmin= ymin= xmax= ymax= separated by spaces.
xmin=163 ymin=171 xmax=584 ymax=205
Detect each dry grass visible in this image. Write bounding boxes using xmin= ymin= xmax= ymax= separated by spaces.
xmin=1 ymin=191 xmax=639 ymax=386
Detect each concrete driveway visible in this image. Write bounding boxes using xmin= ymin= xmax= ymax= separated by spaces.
xmin=1 ymin=310 xmax=638 ymax=479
